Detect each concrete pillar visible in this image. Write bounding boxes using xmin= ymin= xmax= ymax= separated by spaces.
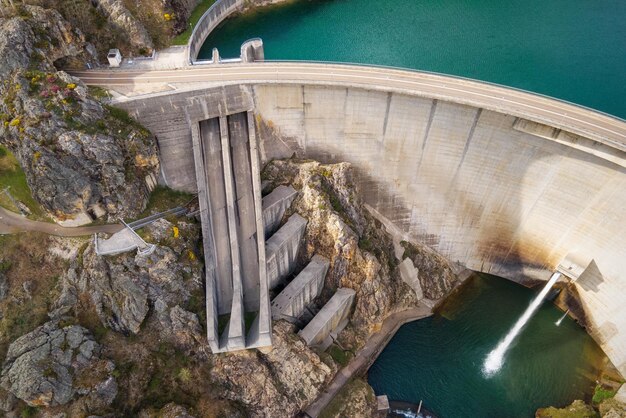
xmin=271 ymin=255 xmax=329 ymax=321
xmin=219 ymin=116 xmax=246 ymax=350
xmin=200 ymin=118 xmax=233 ymax=315
xmin=190 ymin=122 xmax=219 ymax=352
xmin=246 ymin=111 xmax=272 ymax=349
xmin=298 ymin=288 xmax=356 ymax=347
xmin=228 ymin=113 xmax=261 ymax=312
xmin=265 ymin=213 xmax=308 ymax=289
xmin=399 ymin=258 xmax=423 ymax=300
xmin=240 ymin=38 xmax=264 ymax=63
xmin=262 ymin=185 xmax=298 ymax=238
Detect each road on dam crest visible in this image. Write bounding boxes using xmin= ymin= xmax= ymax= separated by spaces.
xmin=72 ymin=62 xmax=626 ymax=152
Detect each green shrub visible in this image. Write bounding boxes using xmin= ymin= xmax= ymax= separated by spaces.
xmin=327 ymin=344 xmax=351 ymax=367
xmin=592 ymin=384 xmax=616 ymax=404
xmin=20 ymin=405 xmax=38 ymax=418
xmin=171 ymin=0 xmax=217 ymax=45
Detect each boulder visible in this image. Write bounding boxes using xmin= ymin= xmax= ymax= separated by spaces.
xmin=0 ymin=320 xmax=116 ymax=408
xmin=92 ymin=0 xmax=153 ymax=51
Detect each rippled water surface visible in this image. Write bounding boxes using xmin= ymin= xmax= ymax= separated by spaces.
xmin=200 ymin=0 xmax=626 ymax=119
xmin=367 ymin=274 xmax=605 ymax=417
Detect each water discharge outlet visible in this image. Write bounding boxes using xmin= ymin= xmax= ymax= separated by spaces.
xmin=483 ymin=272 xmax=562 ymax=377
xmin=556 ymin=309 xmax=570 ymax=326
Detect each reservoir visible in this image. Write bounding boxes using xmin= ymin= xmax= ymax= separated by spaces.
xmin=199 ymin=0 xmax=626 ymax=119
xmin=367 ymin=274 xmax=605 ymax=417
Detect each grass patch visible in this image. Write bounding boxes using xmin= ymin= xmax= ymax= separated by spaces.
xmin=88 ymin=86 xmax=111 ymax=101
xmin=0 ymin=233 xmax=66 ymax=361
xmin=592 ymin=384 xmax=616 ymax=404
xmin=217 ymin=314 xmax=230 ymax=335
xmin=245 ymin=311 xmax=257 ymax=334
xmin=0 ymin=145 xmax=46 ymax=219
xmin=327 ymin=344 xmax=351 ymax=367
xmin=215 ymin=312 xmax=257 ymax=335
xmin=319 ymin=378 xmax=376 ymax=418
xmin=171 ymin=0 xmax=217 ymax=45
xmin=20 ymin=405 xmax=38 ymax=418
xmin=137 ymin=185 xmax=194 ymax=219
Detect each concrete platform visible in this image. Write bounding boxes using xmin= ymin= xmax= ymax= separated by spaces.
xmin=298 ymin=288 xmax=355 ymax=347
xmin=271 ymin=254 xmax=329 ymax=321
xmin=266 ymin=213 xmax=307 ymax=289
xmin=262 ymin=185 xmax=298 ymax=238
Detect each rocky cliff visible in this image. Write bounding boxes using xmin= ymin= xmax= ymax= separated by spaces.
xmin=262 ymin=159 xmax=459 ymax=347
xmin=92 ymin=0 xmax=154 ymax=52
xmin=0 ymin=216 xmax=338 ymax=416
xmin=0 ymin=5 xmax=159 ymax=225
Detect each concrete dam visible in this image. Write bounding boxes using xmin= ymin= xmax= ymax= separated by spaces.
xmin=76 ymin=58 xmax=626 ymax=374
xmin=104 ymin=73 xmax=625 ymax=373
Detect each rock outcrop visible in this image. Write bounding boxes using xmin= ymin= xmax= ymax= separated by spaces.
xmin=598 ymin=398 xmax=626 ymax=418
xmin=52 ymin=220 xmax=202 ymax=337
xmin=0 ymin=5 xmax=159 ymax=224
xmin=321 ymin=378 xmax=377 ymax=418
xmin=0 ymin=320 xmax=116 ymax=408
xmin=400 ymin=240 xmax=457 ymax=299
xmin=169 ymin=0 xmax=202 ymax=34
xmin=139 ymin=402 xmax=196 ymax=418
xmin=536 ymin=400 xmax=597 ymax=417
xmin=262 ymin=159 xmax=454 ymax=345
xmin=0 ymin=6 xmax=91 ymax=75
xmin=212 ymin=321 xmax=335 ymax=417
xmin=92 ymin=0 xmax=153 ymax=51
xmin=0 ymin=272 xmax=7 ymax=302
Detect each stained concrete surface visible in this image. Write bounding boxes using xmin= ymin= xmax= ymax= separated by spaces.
xmin=266 ymin=213 xmax=307 ymax=289
xmin=271 ymin=254 xmax=329 ymax=321
xmin=298 ymin=288 xmax=356 ymax=347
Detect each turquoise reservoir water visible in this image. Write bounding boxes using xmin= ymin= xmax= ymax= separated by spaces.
xmin=199 ymin=0 xmax=626 ymax=119
xmin=367 ymin=274 xmax=605 ymax=417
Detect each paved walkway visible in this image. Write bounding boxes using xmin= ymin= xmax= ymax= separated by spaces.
xmin=303 ymin=303 xmax=433 ymax=417
xmin=0 ymin=206 xmax=123 ymax=237
xmin=71 ymin=63 xmax=626 ymax=151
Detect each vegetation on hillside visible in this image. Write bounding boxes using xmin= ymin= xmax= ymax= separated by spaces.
xmin=172 ymin=0 xmax=217 ymax=45
xmin=0 ymin=145 xmax=46 ymax=219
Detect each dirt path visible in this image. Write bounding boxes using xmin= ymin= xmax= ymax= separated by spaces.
xmin=0 ymin=206 xmax=123 ymax=237
xmin=303 ymin=303 xmax=434 ymax=417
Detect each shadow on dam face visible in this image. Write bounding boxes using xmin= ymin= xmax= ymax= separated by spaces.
xmin=251 ymin=85 xmax=626 ymax=374
xmin=252 ymin=86 xmax=623 ymax=289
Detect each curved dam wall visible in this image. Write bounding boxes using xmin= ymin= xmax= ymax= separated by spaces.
xmin=117 ymin=77 xmax=626 ymax=375
xmin=251 ymin=84 xmax=626 ymax=373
